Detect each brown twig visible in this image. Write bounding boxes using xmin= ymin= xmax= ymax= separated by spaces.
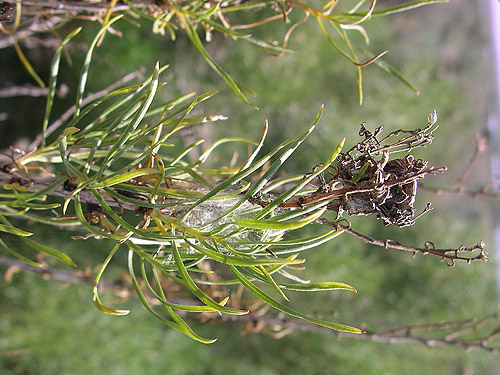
xmin=419 ymin=183 xmax=500 ymax=200
xmin=0 ymin=83 xmax=68 ymax=98
xmin=444 ymin=312 xmax=500 ymax=341
xmin=0 ymin=170 xmax=141 ymax=213
xmin=0 ymin=16 xmax=67 ymax=49
xmin=226 ymin=314 xmax=500 ymax=353
xmin=450 ymin=133 xmax=488 ymax=190
xmin=315 ymin=217 xmax=488 ymax=265
xmin=420 ymin=132 xmax=495 ymax=199
xmin=2 ymin=255 xmax=498 ymax=352
xmin=272 ymin=165 xmax=446 ymax=209
xmin=0 ymin=255 xmax=128 ymax=293
xmin=0 ymin=165 xmax=484 ymax=266
xmin=0 ymin=0 xmax=152 ymax=15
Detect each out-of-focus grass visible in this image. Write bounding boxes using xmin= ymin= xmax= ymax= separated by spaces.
xmin=1 ymin=268 xmax=499 ymax=375
xmin=0 ymin=0 xmax=499 ymax=374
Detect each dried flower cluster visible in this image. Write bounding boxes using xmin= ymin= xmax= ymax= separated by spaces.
xmin=255 ymin=111 xmax=446 ymax=227
xmin=323 ymin=110 xmax=446 ymax=226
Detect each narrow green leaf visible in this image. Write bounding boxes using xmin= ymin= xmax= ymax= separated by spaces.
xmin=92 ymin=243 xmax=130 ymax=315
xmin=58 ymin=128 xmax=86 ymax=180
xmin=282 ymin=282 xmax=357 ymax=293
xmin=179 ymin=14 xmax=257 ymax=108
xmin=97 ymin=62 xmax=160 ymax=177
xmin=143 ymin=263 xmax=222 ymax=313
xmin=91 ymin=168 xmax=158 ymax=188
xmin=103 ymin=187 xmax=196 ymax=209
xmin=0 ymin=223 xmax=33 ymax=237
xmin=122 ymin=0 xmax=155 ymax=20
xmin=236 ymin=207 xmax=326 ymax=230
xmin=74 ymin=195 xmax=125 ymax=240
xmin=41 ymin=27 xmax=82 ymax=147
xmin=127 ymin=250 xmax=216 ymax=343
xmin=22 ymin=238 xmax=76 ymax=267
xmin=0 ymin=238 xmax=42 ymax=267
xmin=202 ymin=18 xmax=291 ymax=53
xmin=272 ymin=229 xmax=344 ymax=255
xmin=13 ymin=41 xmax=45 ymax=88
xmin=357 ymin=65 xmax=363 ymax=105
xmin=257 ymin=265 xmax=289 ymax=301
xmin=256 ymin=135 xmax=344 ymax=219
xmin=150 ymin=157 xmax=166 ymax=204
xmin=91 ymin=191 xmax=175 ymax=241
xmin=356 ymin=46 xmax=420 ymax=94
xmin=358 ymin=0 xmax=449 ymax=18
xmin=147 ymin=263 xmax=218 ymax=343
xmin=11 ymin=202 xmax=60 ymax=210
xmin=75 ymin=15 xmax=123 ymax=118
xmin=220 ymin=0 xmax=274 ymax=12
xmin=179 ymin=135 xmax=298 ymax=221
xmin=240 ymin=121 xmax=268 ymax=171
xmin=196 ymin=137 xmax=258 ymax=164
xmin=200 ymin=111 xmax=322 ymax=228
xmin=170 ymin=140 xmax=204 ymax=166
xmin=316 ymin=16 xmax=356 ymax=63
xmin=350 ymin=161 xmax=370 ymax=183
xmin=77 ymin=77 xmax=159 ymax=138
xmin=184 ymin=238 xmax=304 ymax=266
xmin=201 ymin=18 xmax=251 ymax=38
xmin=171 ymin=240 xmax=248 ymax=315
xmin=230 ymin=265 xmax=364 ymax=334
xmin=197 ymin=2 xmax=219 ymax=18
xmin=63 ymin=182 xmax=90 ymax=214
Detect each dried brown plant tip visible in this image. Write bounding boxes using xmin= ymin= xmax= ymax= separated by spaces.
xmin=253 ymin=112 xmax=446 ymax=228
xmin=314 ymin=111 xmax=445 ymax=227
xmin=324 ymin=111 xmax=445 ymax=227
xmin=328 ymin=154 xmax=442 ymax=227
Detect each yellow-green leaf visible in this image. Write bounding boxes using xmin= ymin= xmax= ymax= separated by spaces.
xmin=236 ymin=207 xmax=326 ymax=230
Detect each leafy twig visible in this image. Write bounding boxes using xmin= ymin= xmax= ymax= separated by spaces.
xmin=28 ymin=69 xmax=144 ymax=150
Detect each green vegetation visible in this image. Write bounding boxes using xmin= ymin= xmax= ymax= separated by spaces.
xmin=0 ymin=0 xmax=499 ymax=374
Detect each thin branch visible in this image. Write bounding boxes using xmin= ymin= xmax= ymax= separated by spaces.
xmin=0 ymin=83 xmax=68 ymax=98
xmin=0 ymin=16 xmax=67 ymax=49
xmin=420 ymin=132 xmax=496 ymax=199
xmin=0 ymin=255 xmax=128 ymax=294
xmin=315 ymin=218 xmax=488 ymax=265
xmin=223 ymin=314 xmax=500 ymax=353
xmin=0 ymin=0 xmax=153 ymax=15
xmin=444 ymin=312 xmax=500 ymax=341
xmin=0 ymin=170 xmax=139 ymax=212
xmin=450 ymin=133 xmax=488 ymax=190
xmin=419 ymin=183 xmax=500 ymax=200
xmin=2 ymin=255 xmax=498 ymax=352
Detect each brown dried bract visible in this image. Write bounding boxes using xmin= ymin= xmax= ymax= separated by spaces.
xmin=323 ymin=110 xmax=446 ymax=227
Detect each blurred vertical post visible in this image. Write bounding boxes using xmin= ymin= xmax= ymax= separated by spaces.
xmin=484 ymin=0 xmax=500 ymax=289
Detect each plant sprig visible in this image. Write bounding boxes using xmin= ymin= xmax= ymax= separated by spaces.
xmin=2 ymin=0 xmax=449 ymax=105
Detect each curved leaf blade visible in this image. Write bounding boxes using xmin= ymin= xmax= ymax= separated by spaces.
xmin=230 ymin=265 xmax=364 ymax=334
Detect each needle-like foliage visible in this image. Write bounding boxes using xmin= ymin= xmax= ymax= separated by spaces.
xmin=0 ymin=24 xmax=366 ymax=341
xmin=0 ymin=0 xmax=449 ymax=106
xmin=0 ymin=3 xmax=486 ymax=343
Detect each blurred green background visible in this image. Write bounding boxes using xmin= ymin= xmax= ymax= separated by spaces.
xmin=1 ymin=0 xmax=499 ymax=374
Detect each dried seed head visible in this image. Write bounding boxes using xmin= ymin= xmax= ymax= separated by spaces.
xmin=326 ymin=112 xmax=445 ymax=227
